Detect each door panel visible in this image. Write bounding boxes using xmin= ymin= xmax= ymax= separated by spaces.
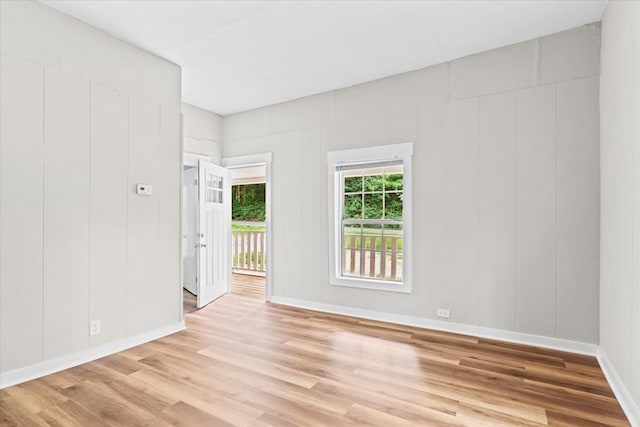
xmin=197 ymin=160 xmax=231 ymax=308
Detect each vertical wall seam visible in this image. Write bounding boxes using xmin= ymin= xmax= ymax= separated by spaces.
xmin=630 ymin=17 xmax=638 ymax=396
xmin=125 ymin=95 xmax=130 ymax=336
xmin=41 ymin=67 xmax=46 ymax=363
xmin=554 ymin=83 xmax=559 ymax=338
xmin=87 ymin=82 xmax=92 ymax=348
xmin=446 ymin=61 xmax=451 ymax=100
xmin=158 ymin=104 xmax=162 ymax=240
xmin=0 ymin=62 xmax=2 ymax=370
xmin=536 ymin=40 xmax=542 ymax=86
xmin=513 ymin=91 xmax=518 ymax=331
xmin=477 ymin=97 xmax=481 ymax=324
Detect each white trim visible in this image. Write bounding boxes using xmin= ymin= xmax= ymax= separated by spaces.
xmin=222 ymin=152 xmax=272 ymax=168
xmin=327 ymin=142 xmax=413 ymax=165
xmin=222 ymin=153 xmax=273 ymax=302
xmin=179 ymin=113 xmax=184 ymax=320
xmin=269 ymin=296 xmax=598 ymax=356
xmin=0 ymin=321 xmax=185 ymax=389
xmin=597 ymin=349 xmax=640 ymax=427
xmin=327 ymin=142 xmax=413 ymax=293
xmin=183 ymin=152 xmax=211 ymax=168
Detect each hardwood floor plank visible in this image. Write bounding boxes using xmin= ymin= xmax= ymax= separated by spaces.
xmin=0 ymin=287 xmax=631 ymax=426
xmin=160 ymin=401 xmax=236 ymax=427
xmin=61 ymin=380 xmax=158 ymax=426
xmin=231 ymin=272 xmax=266 ymax=298
xmin=345 ymin=403 xmax=416 ymax=427
xmin=0 ymin=392 xmax=50 ymax=427
xmin=250 ymin=412 xmax=299 ymax=427
xmin=198 ymin=345 xmax=320 ymax=389
xmin=456 ymin=402 xmax=547 ymax=427
xmin=239 ymin=390 xmax=359 ymax=427
xmin=312 ymin=379 xmax=460 ymax=426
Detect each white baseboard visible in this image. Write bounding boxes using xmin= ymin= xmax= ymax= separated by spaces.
xmin=598 ymin=349 xmax=640 ymax=427
xmin=0 ymin=320 xmax=185 ymax=389
xmin=270 ymin=296 xmax=598 ymax=355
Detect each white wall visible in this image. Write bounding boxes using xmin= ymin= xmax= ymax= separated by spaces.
xmin=0 ymin=1 xmax=182 ymax=374
xmin=223 ymin=24 xmax=601 ymax=344
xmin=600 ymin=0 xmax=640 ymax=415
xmin=182 ymin=102 xmax=223 ymax=163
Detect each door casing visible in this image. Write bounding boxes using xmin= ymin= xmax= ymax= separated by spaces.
xmin=222 ymin=153 xmax=273 ymax=301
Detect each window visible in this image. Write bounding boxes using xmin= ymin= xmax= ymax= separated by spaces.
xmin=328 ymin=143 xmax=412 ymax=293
xmin=206 ymin=172 xmax=223 ymax=204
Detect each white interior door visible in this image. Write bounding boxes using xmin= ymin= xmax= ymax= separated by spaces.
xmin=197 ymin=160 xmax=231 ymax=308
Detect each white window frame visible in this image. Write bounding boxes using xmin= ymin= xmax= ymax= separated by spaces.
xmin=327 ymin=142 xmax=413 ymax=293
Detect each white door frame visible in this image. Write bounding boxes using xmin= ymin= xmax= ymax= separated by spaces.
xmin=184 ymin=152 xmax=211 ymax=168
xmin=222 ymin=153 xmax=273 ymax=302
xmin=181 ymin=152 xmax=212 ymax=319
xmin=182 ymin=153 xmax=211 ymax=296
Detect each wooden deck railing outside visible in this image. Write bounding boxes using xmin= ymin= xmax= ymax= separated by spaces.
xmin=231 ymin=227 xmax=402 ymax=281
xmin=342 ymin=234 xmax=403 ymax=281
xmin=232 ymin=230 xmax=266 ymax=273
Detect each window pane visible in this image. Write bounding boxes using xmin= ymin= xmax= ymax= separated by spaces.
xmin=343 ymin=194 xmax=362 ymax=219
xmin=364 ymin=174 xmax=384 ymax=192
xmin=383 ymin=225 xmax=403 ymax=282
xmin=342 ymin=224 xmax=362 ymax=277
xmin=214 ymin=176 xmax=223 ymax=189
xmin=362 ymin=226 xmax=382 ymax=278
xmin=363 ymin=193 xmax=383 ymax=219
xmin=384 ymin=172 xmax=403 ymax=191
xmin=343 ymin=224 xmax=361 ymax=248
xmin=383 ymin=225 xmax=403 ymax=250
xmin=362 ymin=224 xmax=382 ymax=250
xmin=384 ymin=192 xmax=403 ymax=219
xmin=362 ymin=221 xmax=381 ymax=231
xmin=344 ymin=176 xmax=362 ymax=193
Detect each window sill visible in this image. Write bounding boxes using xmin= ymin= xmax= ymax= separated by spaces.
xmin=330 ymin=276 xmax=412 ymax=293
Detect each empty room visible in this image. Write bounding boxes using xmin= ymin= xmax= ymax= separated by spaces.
xmin=1 ymin=0 xmax=639 ymax=425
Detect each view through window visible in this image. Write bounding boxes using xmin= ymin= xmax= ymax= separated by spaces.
xmin=339 ymin=161 xmax=404 ymax=283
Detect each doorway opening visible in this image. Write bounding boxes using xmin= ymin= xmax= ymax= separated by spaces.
xmin=229 ymin=165 xmax=266 ymax=299
xmin=182 ymin=154 xmax=205 ymax=314
xmin=223 ymin=153 xmax=273 ymax=302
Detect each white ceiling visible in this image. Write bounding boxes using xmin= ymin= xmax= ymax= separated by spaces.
xmin=42 ymin=0 xmax=606 ymax=116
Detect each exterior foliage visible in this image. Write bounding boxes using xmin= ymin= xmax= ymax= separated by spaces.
xmin=343 ymin=173 xmax=403 ymax=222
xmin=232 ymin=183 xmax=266 ymax=221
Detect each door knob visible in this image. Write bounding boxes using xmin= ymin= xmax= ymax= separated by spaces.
xmin=200 ymin=243 xmax=207 ymax=248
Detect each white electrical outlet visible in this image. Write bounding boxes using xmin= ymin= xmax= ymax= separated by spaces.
xmin=436 ymin=308 xmax=450 ymax=319
xmin=89 ymin=319 xmax=101 ymax=336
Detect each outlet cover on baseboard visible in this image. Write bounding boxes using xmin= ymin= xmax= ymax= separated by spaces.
xmin=436 ymin=308 xmax=450 ymax=319
xmin=89 ymin=320 xmax=101 ymax=336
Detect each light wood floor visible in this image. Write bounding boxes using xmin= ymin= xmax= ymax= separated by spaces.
xmin=231 ymin=272 xmax=265 ymax=299
xmin=183 ymin=273 xmax=265 ymax=314
xmin=1 ymin=292 xmax=630 ymax=426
